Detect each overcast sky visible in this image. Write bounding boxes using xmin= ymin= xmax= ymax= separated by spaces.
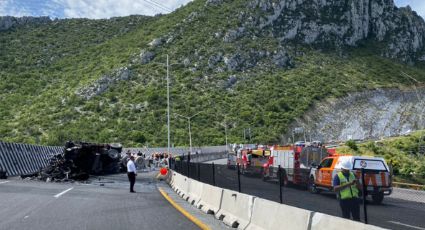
xmin=0 ymin=0 xmax=424 ymax=19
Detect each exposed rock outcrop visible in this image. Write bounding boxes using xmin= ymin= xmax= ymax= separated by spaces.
xmin=75 ymin=67 xmax=132 ymax=100
xmin=205 ymin=0 xmax=223 ymax=7
xmin=242 ymin=0 xmax=425 ymax=63
xmin=272 ymin=48 xmax=294 ymax=68
xmin=223 ymin=27 xmax=245 ymax=43
xmin=149 ymin=38 xmax=164 ymax=47
xmin=288 ymin=88 xmax=425 ymax=142
xmin=138 ymin=50 xmax=155 ymax=64
xmin=0 ymin=16 xmax=51 ymax=31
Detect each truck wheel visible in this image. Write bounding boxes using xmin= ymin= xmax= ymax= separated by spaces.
xmin=262 ymin=174 xmax=269 ymax=181
xmin=308 ymin=176 xmax=320 ymax=194
xmin=372 ymin=192 xmax=384 ymax=204
xmin=261 ymin=170 xmax=266 ymax=181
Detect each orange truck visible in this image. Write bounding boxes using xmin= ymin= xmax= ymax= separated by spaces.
xmin=308 ymin=155 xmax=393 ymax=204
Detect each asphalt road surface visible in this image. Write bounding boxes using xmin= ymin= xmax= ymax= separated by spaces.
xmin=204 ymin=158 xmax=425 ymax=230
xmin=0 ymin=172 xmax=198 ymax=230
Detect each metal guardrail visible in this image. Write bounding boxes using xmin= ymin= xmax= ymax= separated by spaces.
xmin=393 ymin=182 xmax=425 ymax=190
xmin=123 ymin=145 xmax=228 ymax=157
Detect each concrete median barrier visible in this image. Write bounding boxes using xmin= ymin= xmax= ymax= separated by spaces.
xmin=214 ymin=189 xmax=255 ymax=229
xmin=167 ymin=172 xmax=386 ymax=230
xmin=165 ymin=170 xmax=173 ymax=184
xmin=174 ymin=173 xmax=184 ymax=193
xmin=171 ymin=172 xmax=180 ymax=191
xmin=310 ymin=212 xmax=385 ymax=230
xmin=187 ymin=179 xmax=203 ymax=206
xmin=197 ymin=183 xmax=223 ymax=215
xmin=246 ymin=197 xmax=311 ymax=230
xmin=176 ymin=175 xmax=190 ymax=200
xmin=169 ymin=172 xmax=176 ymax=188
xmin=181 ymin=178 xmax=191 ymax=200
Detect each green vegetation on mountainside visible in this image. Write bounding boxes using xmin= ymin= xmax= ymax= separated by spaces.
xmin=1 ymin=0 xmax=425 ymax=148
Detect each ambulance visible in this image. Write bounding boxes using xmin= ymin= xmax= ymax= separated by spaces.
xmin=309 ymin=155 xmax=393 ymax=204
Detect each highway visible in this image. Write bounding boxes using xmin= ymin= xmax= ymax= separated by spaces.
xmin=2 ymin=158 xmax=424 ymax=230
xmin=205 ymin=158 xmax=425 ymax=230
xmin=0 ymin=172 xmax=198 ymax=230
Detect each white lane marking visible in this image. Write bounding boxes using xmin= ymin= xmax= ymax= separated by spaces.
xmin=0 ymin=181 xmax=9 ymax=184
xmin=24 ymin=216 xmax=29 ymax=219
xmin=388 ymin=221 xmax=425 ymax=230
xmin=54 ymin=187 xmax=73 ymax=198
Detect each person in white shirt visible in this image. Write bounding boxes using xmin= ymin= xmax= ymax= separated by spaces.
xmin=127 ymin=155 xmax=137 ymax=193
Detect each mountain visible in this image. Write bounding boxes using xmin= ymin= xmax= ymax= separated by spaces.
xmin=1 ymin=0 xmax=425 ymax=147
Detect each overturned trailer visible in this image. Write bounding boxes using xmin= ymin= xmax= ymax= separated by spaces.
xmin=39 ymin=141 xmax=123 ymax=181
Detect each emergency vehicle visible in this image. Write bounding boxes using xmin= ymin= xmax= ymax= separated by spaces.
xmin=227 ymin=145 xmax=270 ymax=175
xmin=309 ymin=155 xmax=392 ymax=204
xmin=262 ymin=145 xmax=328 ymax=185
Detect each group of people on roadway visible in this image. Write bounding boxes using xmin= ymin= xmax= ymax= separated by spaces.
xmin=125 ymin=150 xmax=171 ymax=193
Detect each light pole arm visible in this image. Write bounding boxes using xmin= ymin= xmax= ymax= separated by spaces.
xmin=174 ymin=113 xmax=189 ymax=120
xmin=189 ymin=111 xmax=202 ymax=119
xmin=175 ymin=111 xmax=202 ymax=154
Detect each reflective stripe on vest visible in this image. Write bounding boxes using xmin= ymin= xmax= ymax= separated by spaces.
xmin=337 ymin=172 xmax=359 ymax=200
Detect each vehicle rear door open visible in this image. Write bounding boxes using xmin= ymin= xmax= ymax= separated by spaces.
xmin=353 ymin=158 xmax=390 ymax=187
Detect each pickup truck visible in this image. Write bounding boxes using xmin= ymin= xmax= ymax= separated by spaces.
xmin=309 ymin=155 xmax=392 ymax=204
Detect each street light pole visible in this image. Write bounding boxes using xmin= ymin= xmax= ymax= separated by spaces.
xmin=167 ymin=55 xmax=170 ymax=157
xmin=188 ymin=117 xmax=192 ymax=154
xmin=175 ymin=111 xmax=202 ymax=154
xmin=151 ymin=56 xmax=186 ymax=156
xmin=225 ymin=124 xmax=228 ymax=152
xmin=218 ymin=120 xmax=229 ymax=153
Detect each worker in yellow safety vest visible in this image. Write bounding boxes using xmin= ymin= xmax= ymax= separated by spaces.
xmin=332 ymin=160 xmax=361 ymax=221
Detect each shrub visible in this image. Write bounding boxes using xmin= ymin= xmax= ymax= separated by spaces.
xmin=346 ymin=140 xmax=358 ymax=151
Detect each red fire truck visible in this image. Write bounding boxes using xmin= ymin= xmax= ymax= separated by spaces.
xmin=262 ymin=145 xmax=329 ymax=186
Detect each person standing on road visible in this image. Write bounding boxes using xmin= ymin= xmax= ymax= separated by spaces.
xmin=333 ymin=160 xmax=361 ymax=221
xmin=241 ymin=151 xmax=248 ymax=174
xmin=127 ymin=155 xmax=137 ymax=193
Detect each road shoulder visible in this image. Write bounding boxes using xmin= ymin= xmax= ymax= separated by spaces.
xmin=157 ymin=182 xmax=230 ymax=230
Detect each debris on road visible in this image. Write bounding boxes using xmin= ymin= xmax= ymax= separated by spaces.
xmin=0 ymin=169 xmax=7 ymax=179
xmin=23 ymin=141 xmax=123 ymax=182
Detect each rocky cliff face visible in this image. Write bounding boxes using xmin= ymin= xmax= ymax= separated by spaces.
xmin=288 ymin=87 xmax=425 ymax=142
xmin=0 ymin=16 xmax=51 ymax=31
xmin=236 ymin=0 xmax=425 ymax=63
